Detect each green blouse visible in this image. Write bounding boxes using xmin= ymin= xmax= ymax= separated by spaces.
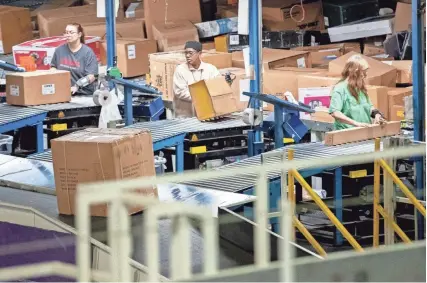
xmin=328 ymin=80 xmax=373 ymax=130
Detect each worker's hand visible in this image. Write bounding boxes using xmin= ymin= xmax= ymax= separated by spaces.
xmin=374 ymin=114 xmax=386 ymax=125
xmin=355 ymin=122 xmax=371 ymax=128
xmin=71 ymin=86 xmax=78 ymax=95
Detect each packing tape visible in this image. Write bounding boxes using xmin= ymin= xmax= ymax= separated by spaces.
xmin=93 ymin=89 xmax=112 ymax=106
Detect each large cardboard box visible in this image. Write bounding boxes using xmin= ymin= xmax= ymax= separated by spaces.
xmin=152 ymin=20 xmax=199 ymax=52
xmin=6 ymin=70 xmax=71 ymax=106
xmin=366 ymin=86 xmax=389 ymax=120
xmin=383 ymin=60 xmax=413 ymax=84
xmin=329 ymin=52 xmax=397 ymax=87
xmin=219 ymin=67 xmax=247 ymax=111
xmin=101 ymin=38 xmax=157 ymax=77
xmin=144 ymin=0 xmax=202 ymax=39
xmin=293 ymin=44 xmax=345 ymax=68
xmin=232 ymin=48 xmax=312 ymax=70
xmin=387 ymin=87 xmax=413 ymax=106
xmin=37 ymin=5 xmax=103 ymax=37
xmin=0 ymin=6 xmax=33 ymax=54
xmin=389 ymin=105 xmax=405 ymax=121
xmin=31 ymin=0 xmax=81 ymax=22
xmin=189 ymin=76 xmax=238 ymax=120
xmin=51 ymin=128 xmax=157 ymax=216
xmin=13 ymin=36 xmax=101 ymax=70
xmin=149 ymin=50 xmax=232 ymax=101
xmin=82 ymin=19 xmax=146 ymax=39
xmin=297 ymin=75 xmax=340 ymax=119
xmin=394 ymin=2 xmax=426 ymax=32
xmin=262 ymin=0 xmax=325 ymax=31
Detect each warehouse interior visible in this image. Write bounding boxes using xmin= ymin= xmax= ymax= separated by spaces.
xmin=0 ymin=0 xmax=425 ymax=281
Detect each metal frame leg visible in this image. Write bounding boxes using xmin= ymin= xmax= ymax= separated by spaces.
xmin=124 ymin=86 xmax=133 ymax=126
xmin=274 ymin=106 xmax=284 ymax=149
xmin=35 ymin=122 xmax=44 ymax=153
xmin=175 ymin=142 xmax=184 ymax=173
xmin=334 ymin=167 xmax=343 ymax=245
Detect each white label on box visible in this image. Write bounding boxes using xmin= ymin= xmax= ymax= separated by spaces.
xmin=239 ymin=79 xmax=250 ymax=102
xmin=0 ymin=41 xmax=4 ymax=54
xmin=297 ymin=57 xmax=306 ymax=68
xmin=10 ymin=85 xmax=19 ymax=96
xmin=229 ymin=34 xmax=240 ymax=45
xmin=42 ymin=84 xmax=55 ymax=95
xmin=127 ymin=45 xmax=136 ymax=59
xmin=324 ymin=16 xmax=329 ymax=27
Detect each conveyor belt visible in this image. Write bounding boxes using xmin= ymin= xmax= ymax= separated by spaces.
xmin=0 ymin=104 xmax=47 ymax=128
xmin=29 ymin=95 xmax=99 ymax=112
xmin=181 ymin=140 xmax=385 ymax=192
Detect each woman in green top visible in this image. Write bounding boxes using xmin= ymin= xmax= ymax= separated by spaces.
xmin=329 ymin=55 xmax=386 ymax=130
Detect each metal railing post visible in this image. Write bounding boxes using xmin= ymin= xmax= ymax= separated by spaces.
xmin=373 ymin=138 xmax=381 ymax=247
xmin=287 ymin=148 xmax=295 ymax=240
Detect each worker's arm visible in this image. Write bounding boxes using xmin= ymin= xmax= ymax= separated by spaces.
xmin=329 ymin=88 xmax=370 ymax=127
xmin=83 ymin=50 xmax=98 ymax=84
xmin=173 ymin=67 xmax=191 ymax=101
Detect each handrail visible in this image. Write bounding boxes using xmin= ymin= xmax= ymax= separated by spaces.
xmin=373 ymin=138 xmax=426 ymax=247
xmin=288 ymin=149 xmax=364 ymax=254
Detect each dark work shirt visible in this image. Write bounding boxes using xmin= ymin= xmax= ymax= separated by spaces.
xmin=51 ymin=44 xmax=98 ymax=95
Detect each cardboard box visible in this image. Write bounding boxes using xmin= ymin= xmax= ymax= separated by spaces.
xmin=363 ymin=44 xmax=387 ymax=57
xmin=232 ymin=48 xmax=312 ymax=70
xmin=0 ymin=6 xmax=33 ymax=54
xmin=387 ymin=86 xmax=413 ymax=106
xmin=218 ymin=5 xmax=238 ymax=18
xmin=51 ymin=128 xmax=157 ymax=216
xmin=101 ymin=38 xmax=157 ymax=77
xmin=389 ymin=105 xmax=405 ymax=121
xmin=219 ymin=67 xmax=247 ymax=111
xmin=383 ymin=60 xmax=413 ymax=84
xmin=6 ymin=70 xmax=71 ymax=106
xmin=189 ymin=76 xmax=238 ymax=120
xmin=13 ymin=36 xmax=101 ymax=70
xmin=329 ymin=52 xmax=397 ymax=87
xmin=297 ymin=75 xmax=340 ymax=119
xmin=149 ymin=50 xmax=232 ymax=100
xmin=325 ymin=121 xmax=401 ymax=145
xmin=144 ymin=0 xmax=202 ymax=39
xmin=152 ymin=20 xmax=199 ymax=52
xmin=125 ymin=1 xmax=144 ymax=18
xmin=31 ymin=0 xmax=81 ymax=22
xmin=310 ymin=107 xmax=335 ymax=123
xmin=262 ymin=0 xmax=325 ymax=31
xmin=366 ymin=86 xmax=389 ymax=119
xmin=37 ymin=5 xmax=103 ymax=37
xmin=394 ymin=2 xmax=426 ymax=32
xmin=82 ymin=19 xmax=146 ymax=39
xmin=202 ymin=41 xmax=215 ymax=50
xmin=293 ymin=44 xmax=345 ymax=67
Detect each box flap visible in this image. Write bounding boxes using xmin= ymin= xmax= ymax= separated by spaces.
xmin=53 ymin=128 xmax=151 ymax=143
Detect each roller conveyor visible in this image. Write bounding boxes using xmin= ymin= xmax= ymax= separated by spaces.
xmin=29 ymin=95 xmax=98 ymax=112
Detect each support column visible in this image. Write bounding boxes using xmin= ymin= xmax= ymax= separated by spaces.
xmin=411 ymin=0 xmax=425 ymax=240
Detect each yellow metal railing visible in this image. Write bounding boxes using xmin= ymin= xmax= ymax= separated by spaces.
xmin=373 ymin=138 xmax=426 ymax=246
xmin=287 ymin=149 xmax=364 ymax=255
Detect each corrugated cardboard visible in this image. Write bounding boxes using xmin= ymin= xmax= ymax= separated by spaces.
xmin=144 ymin=0 xmax=202 ymax=39
xmin=31 ymin=0 xmax=81 ymax=22
xmin=37 ymin=5 xmax=103 ymax=37
xmin=387 ymin=87 xmax=413 ymax=106
xmin=389 ymin=105 xmax=405 ymax=121
xmin=51 ymin=128 xmax=157 ymax=216
xmin=219 ymin=67 xmax=247 ymax=111
xmin=329 ymin=52 xmax=397 ymax=87
xmin=262 ymin=0 xmax=325 ymax=31
xmin=189 ymin=76 xmax=238 ymax=120
xmin=363 ymin=44 xmax=387 ymax=57
xmin=101 ymin=38 xmax=157 ymax=77
xmin=202 ymin=42 xmax=215 ymax=50
xmin=152 ymin=20 xmax=199 ymax=52
xmin=366 ymin=86 xmax=389 ymax=120
xmin=383 ymin=60 xmax=413 ymax=84
xmin=125 ymin=1 xmax=144 ymax=18
xmin=232 ymin=48 xmax=313 ymax=70
xmin=293 ymin=44 xmax=345 ymax=67
xmin=149 ymin=50 xmax=232 ymax=101
xmin=82 ymin=19 xmax=146 ymax=39
xmin=394 ymin=2 xmax=426 ymax=32
xmin=310 ymin=107 xmax=335 ymax=123
xmin=0 ymin=6 xmax=33 ymax=54
xmin=6 ymin=70 xmax=71 ymax=106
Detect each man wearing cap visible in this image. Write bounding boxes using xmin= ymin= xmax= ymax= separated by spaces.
xmin=172 ymin=41 xmax=221 ymax=117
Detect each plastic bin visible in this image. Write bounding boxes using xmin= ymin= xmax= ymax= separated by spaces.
xmin=0 ymin=134 xmax=13 ymax=155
